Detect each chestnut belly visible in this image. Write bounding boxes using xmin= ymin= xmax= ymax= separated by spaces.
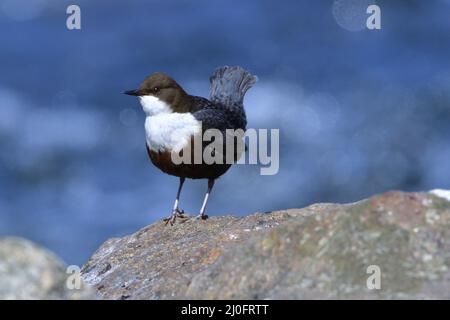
xmin=146 ymin=145 xmax=232 ymax=180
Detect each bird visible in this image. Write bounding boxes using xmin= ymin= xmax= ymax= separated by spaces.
xmin=124 ymin=66 xmax=257 ymax=225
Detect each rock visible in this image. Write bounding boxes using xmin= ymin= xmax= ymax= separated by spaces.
xmin=82 ymin=191 xmax=450 ymax=299
xmin=430 ymin=189 xmax=450 ymax=202
xmin=0 ymin=237 xmax=96 ymax=300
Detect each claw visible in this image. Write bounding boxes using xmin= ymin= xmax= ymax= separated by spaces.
xmin=163 ymin=209 xmax=186 ymax=226
xmin=195 ymin=213 xmax=209 ymax=221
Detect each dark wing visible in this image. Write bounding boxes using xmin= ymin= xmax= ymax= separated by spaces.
xmin=191 ymin=95 xmax=247 ymax=131
xmin=189 ymin=96 xmax=215 ymax=113
xmin=193 ymin=108 xmax=238 ymax=132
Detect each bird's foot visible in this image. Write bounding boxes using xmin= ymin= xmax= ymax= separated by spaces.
xmin=194 ymin=213 xmax=209 ymax=221
xmin=163 ymin=209 xmax=186 ymax=226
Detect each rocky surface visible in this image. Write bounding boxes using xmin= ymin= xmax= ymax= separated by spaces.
xmin=82 ymin=191 xmax=450 ymax=299
xmin=0 ymin=237 xmax=95 ymax=299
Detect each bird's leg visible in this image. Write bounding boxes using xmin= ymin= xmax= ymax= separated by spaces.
xmin=164 ymin=177 xmax=186 ymax=225
xmin=196 ymin=179 xmax=215 ymax=220
xmin=171 ymin=177 xmax=185 ymax=215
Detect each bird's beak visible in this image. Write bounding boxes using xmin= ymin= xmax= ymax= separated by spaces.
xmin=123 ymin=89 xmax=140 ymax=96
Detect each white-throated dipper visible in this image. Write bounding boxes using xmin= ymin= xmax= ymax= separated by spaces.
xmin=124 ymin=66 xmax=257 ymax=225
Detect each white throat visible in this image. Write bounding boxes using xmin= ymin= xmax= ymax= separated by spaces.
xmin=139 ymin=95 xmax=171 ymax=116
xmin=140 ymin=96 xmax=201 ymax=153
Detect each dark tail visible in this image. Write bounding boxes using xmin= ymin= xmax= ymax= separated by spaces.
xmin=209 ymin=66 xmax=257 ymax=107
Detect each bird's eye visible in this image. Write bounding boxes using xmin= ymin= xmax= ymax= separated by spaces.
xmin=153 ymin=87 xmax=159 ymax=93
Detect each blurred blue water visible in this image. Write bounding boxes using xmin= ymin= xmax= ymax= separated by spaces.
xmin=0 ymin=0 xmax=449 ymax=264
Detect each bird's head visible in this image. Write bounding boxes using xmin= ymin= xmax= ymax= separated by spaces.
xmin=124 ymin=72 xmax=188 ymax=115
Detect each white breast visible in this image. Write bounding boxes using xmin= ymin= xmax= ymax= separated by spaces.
xmin=145 ymin=112 xmax=201 ymax=153
xmin=138 ymin=95 xmax=201 ymax=152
